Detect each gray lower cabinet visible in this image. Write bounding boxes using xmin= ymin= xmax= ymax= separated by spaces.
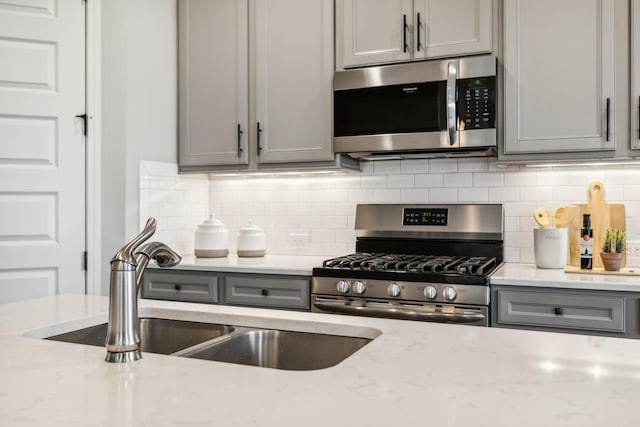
xmin=142 ymin=270 xmax=220 ymax=304
xmin=224 ymin=274 xmax=310 ymax=311
xmin=491 ymin=286 xmax=640 ymax=339
xmin=142 ymin=269 xmax=311 ymax=311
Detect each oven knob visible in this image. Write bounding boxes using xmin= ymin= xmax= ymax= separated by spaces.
xmin=443 ymin=286 xmax=457 ymax=301
xmin=336 ymin=280 xmax=351 ymax=294
xmin=423 ymin=285 xmax=437 ymax=299
xmin=353 ymin=281 xmax=367 ymax=295
xmin=387 ymin=283 xmax=401 ymax=297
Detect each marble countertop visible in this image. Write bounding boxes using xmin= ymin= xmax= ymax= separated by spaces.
xmin=3 ymin=295 xmax=640 ymax=426
xmin=492 ymin=263 xmax=640 ymax=292
xmin=150 ymin=254 xmax=327 ymax=276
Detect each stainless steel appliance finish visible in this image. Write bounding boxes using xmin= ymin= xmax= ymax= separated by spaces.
xmin=333 ymin=55 xmax=497 ymax=159
xmin=311 ymin=204 xmax=504 ymax=326
xmin=105 ymin=218 xmax=182 ymax=363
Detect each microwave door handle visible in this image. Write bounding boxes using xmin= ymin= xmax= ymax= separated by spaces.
xmin=446 ymin=61 xmax=458 ymax=146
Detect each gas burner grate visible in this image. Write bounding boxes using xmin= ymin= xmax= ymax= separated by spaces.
xmin=321 ymin=253 xmax=498 ymax=277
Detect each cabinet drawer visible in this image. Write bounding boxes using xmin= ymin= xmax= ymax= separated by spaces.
xmin=142 ymin=271 xmax=219 ymax=304
xmin=224 ymin=275 xmax=310 ymax=310
xmin=497 ymin=290 xmax=625 ymax=333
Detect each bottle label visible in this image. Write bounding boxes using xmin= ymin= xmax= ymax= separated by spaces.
xmin=580 ymin=234 xmax=593 ymax=258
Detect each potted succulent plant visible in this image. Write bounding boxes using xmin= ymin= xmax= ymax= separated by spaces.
xmin=600 ymin=229 xmax=626 ymax=271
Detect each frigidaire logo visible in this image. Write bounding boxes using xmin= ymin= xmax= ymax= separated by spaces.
xmin=402 ymin=87 xmax=418 ymax=94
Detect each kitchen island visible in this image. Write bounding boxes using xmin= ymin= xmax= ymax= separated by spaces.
xmin=2 ymin=295 xmax=640 ymax=426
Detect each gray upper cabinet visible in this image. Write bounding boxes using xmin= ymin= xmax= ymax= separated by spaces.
xmin=178 ymin=0 xmax=249 ymax=168
xmin=500 ymin=0 xmax=639 ymax=164
xmin=633 ymin=0 xmax=640 ymax=150
xmin=502 ymin=0 xmax=616 ymax=156
xmin=335 ymin=0 xmax=493 ymax=70
xmin=178 ymin=0 xmax=336 ymax=171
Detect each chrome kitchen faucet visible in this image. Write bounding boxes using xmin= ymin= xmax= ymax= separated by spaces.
xmin=105 ymin=218 xmax=181 ymax=363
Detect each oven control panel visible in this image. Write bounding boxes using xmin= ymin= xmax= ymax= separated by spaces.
xmin=403 ymin=208 xmax=448 ymax=226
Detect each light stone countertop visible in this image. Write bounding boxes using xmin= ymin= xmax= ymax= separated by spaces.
xmin=492 ymin=263 xmax=640 ymax=292
xmin=149 ymin=254 xmax=327 ymax=276
xmin=2 ymin=295 xmax=640 ymax=426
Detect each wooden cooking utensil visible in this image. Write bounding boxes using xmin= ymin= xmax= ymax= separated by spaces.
xmin=533 ymin=208 xmax=552 ymax=228
xmin=554 ymin=205 xmax=578 ymax=228
xmin=568 ymin=181 xmax=626 ymax=268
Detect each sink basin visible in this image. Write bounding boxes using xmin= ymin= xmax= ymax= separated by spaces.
xmin=179 ymin=328 xmax=372 ymax=370
xmin=38 ymin=310 xmax=379 ymax=370
xmin=46 ymin=318 xmax=234 ymax=355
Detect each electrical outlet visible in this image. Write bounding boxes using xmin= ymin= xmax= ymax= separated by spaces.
xmin=626 ymin=240 xmax=640 ymax=267
xmin=288 ymin=232 xmax=310 ymax=249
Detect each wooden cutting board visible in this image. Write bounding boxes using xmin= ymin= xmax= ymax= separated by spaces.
xmin=568 ymin=181 xmax=626 ymax=268
xmin=564 ymin=266 xmax=640 ymax=276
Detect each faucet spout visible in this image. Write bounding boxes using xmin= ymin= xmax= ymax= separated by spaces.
xmin=105 ymin=218 xmax=181 ymax=363
xmin=134 ymin=241 xmax=182 ymax=289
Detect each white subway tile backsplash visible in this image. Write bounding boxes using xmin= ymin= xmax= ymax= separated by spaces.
xmin=473 ymin=172 xmax=504 ymax=187
xmin=444 ymin=173 xmax=472 ymax=187
xmin=429 ymin=158 xmax=458 ymax=173
xmin=387 ymin=174 xmax=415 ymax=188
xmin=140 ymin=160 xmax=640 ymax=261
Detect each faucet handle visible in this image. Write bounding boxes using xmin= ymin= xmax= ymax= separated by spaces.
xmin=111 ymin=217 xmax=157 ymax=267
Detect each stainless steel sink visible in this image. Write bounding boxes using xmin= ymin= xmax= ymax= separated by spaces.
xmin=46 ymin=318 xmax=234 ymax=355
xmin=41 ymin=314 xmax=377 ymax=370
xmin=178 ymin=328 xmax=372 ymax=370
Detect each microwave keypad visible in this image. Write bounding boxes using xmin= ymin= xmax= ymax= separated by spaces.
xmin=459 ymin=77 xmax=495 ymax=130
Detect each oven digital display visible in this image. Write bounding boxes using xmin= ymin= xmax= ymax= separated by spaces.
xmin=403 ymin=208 xmax=448 ymax=226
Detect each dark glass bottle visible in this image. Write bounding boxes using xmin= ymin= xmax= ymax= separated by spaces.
xmin=580 ymin=214 xmax=593 ymax=269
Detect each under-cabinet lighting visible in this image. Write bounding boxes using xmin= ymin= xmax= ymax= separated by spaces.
xmin=525 ymin=160 xmax=640 ymax=168
xmin=208 ymin=169 xmax=350 ymax=178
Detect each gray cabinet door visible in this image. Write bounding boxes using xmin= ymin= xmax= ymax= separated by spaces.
xmin=225 ymin=275 xmax=310 ymax=310
xmin=632 ymin=0 xmax=640 ymax=149
xmin=178 ymin=0 xmax=249 ymax=168
xmin=497 ymin=289 xmax=625 ymax=333
xmin=142 ymin=271 xmax=219 ymax=304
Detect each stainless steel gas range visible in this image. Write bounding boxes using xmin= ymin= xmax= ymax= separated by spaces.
xmin=311 ymin=204 xmax=504 ymax=326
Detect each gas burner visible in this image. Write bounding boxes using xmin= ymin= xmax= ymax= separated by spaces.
xmin=321 ymin=253 xmax=498 ymax=277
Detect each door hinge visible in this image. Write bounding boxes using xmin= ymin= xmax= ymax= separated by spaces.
xmin=75 ymin=113 xmax=88 ymax=136
xmin=83 ymin=251 xmax=88 ymax=271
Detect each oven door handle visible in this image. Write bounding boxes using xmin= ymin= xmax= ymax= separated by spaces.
xmin=313 ymin=301 xmax=485 ymax=323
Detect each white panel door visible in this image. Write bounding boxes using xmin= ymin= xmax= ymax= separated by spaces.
xmin=337 ymin=0 xmax=413 ymax=69
xmin=0 ymin=0 xmax=86 ymax=302
xmin=254 ymin=0 xmax=334 ymax=163
xmin=503 ymin=0 xmax=615 ymax=154
xmin=632 ymin=0 xmax=640 ymax=149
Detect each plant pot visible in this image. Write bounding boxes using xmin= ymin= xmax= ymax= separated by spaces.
xmin=600 ymin=252 xmax=624 ymax=271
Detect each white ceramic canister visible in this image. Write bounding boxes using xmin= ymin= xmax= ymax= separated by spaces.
xmin=237 ymin=221 xmax=266 ymax=257
xmin=533 ymin=227 xmax=568 ymax=269
xmin=194 ymin=214 xmax=229 ymax=258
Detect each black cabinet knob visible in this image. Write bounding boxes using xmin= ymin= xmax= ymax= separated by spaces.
xmin=261 ymin=289 xmax=269 ymax=296
xmin=554 ymin=307 xmax=564 ymax=315
xmin=174 ymin=284 xmax=182 ymax=292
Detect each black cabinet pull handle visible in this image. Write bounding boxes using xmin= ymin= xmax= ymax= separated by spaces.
xmin=554 ymin=307 xmax=563 ymax=315
xmin=606 ymin=97 xmax=610 ymax=142
xmin=237 ymin=124 xmax=243 ymax=158
xmin=174 ymin=284 xmax=182 ymax=292
xmin=403 ymin=14 xmax=408 ymax=53
xmin=261 ymin=289 xmax=269 ymax=296
xmin=416 ymin=13 xmax=422 ymax=52
xmin=257 ymin=122 xmax=262 ymax=156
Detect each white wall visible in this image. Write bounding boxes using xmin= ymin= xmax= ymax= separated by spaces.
xmin=101 ymin=0 xmax=177 ymax=294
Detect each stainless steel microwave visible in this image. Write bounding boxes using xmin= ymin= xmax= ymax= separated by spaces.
xmin=333 ymin=55 xmax=497 ymax=159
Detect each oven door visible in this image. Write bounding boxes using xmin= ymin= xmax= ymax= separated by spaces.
xmin=312 ymin=295 xmax=489 ymax=326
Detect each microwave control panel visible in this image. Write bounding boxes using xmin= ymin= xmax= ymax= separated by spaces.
xmin=458 ymin=77 xmax=495 ymax=130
